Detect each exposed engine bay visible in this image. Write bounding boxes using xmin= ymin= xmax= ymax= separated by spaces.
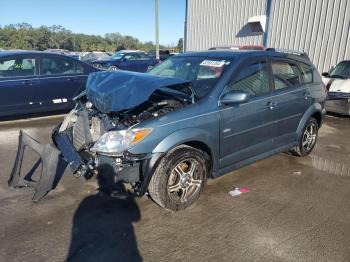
xmin=56 ymin=80 xmax=192 ymax=192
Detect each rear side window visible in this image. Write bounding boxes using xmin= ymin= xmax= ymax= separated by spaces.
xmin=41 ymin=57 xmax=84 ymax=75
xmin=124 ymin=53 xmax=140 ymax=60
xmin=0 ymin=57 xmax=36 ymax=78
xmin=299 ymin=63 xmax=313 ymax=84
xmin=272 ymin=61 xmax=302 ymax=89
xmin=228 ymin=61 xmax=270 ymax=96
xmin=139 ymin=53 xmax=151 ymax=60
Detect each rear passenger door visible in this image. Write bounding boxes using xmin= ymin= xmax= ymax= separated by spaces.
xmin=0 ymin=55 xmax=39 ymax=116
xmin=36 ymin=55 xmax=87 ymax=110
xmin=270 ymin=58 xmax=312 ymax=148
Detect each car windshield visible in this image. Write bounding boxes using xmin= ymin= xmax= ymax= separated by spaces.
xmin=148 ymin=56 xmax=232 ymax=98
xmin=111 ymin=53 xmax=125 ymax=60
xmin=329 ymin=61 xmax=350 ymax=79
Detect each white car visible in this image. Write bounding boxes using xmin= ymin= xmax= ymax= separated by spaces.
xmin=322 ymin=60 xmax=350 ymax=115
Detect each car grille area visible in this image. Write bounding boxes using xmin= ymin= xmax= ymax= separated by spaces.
xmin=72 ymin=110 xmax=93 ymax=150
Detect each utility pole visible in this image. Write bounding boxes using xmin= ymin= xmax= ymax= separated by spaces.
xmin=155 ymin=0 xmax=160 ymax=60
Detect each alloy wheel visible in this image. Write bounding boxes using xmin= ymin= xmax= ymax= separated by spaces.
xmin=167 ymin=159 xmax=202 ymax=203
xmin=302 ymin=122 xmax=317 ymax=152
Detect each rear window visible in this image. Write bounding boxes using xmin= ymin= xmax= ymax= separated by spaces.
xmin=272 ymin=61 xmax=302 ymax=90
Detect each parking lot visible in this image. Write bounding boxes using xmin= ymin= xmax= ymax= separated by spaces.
xmin=0 ymin=114 xmax=349 ymax=262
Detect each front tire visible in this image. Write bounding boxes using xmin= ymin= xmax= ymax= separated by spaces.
xmin=148 ymin=145 xmax=209 ymax=211
xmin=291 ymin=117 xmax=318 ymax=157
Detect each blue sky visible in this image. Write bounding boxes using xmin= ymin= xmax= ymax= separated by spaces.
xmin=1 ymin=0 xmax=186 ymax=45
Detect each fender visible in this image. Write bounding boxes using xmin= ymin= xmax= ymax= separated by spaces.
xmin=136 ymin=128 xmax=219 ymax=196
xmin=153 ymin=127 xmax=219 ymax=172
xmin=296 ymin=103 xmax=324 ymax=137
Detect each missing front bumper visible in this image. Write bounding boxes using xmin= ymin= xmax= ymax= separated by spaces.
xmin=8 ymin=130 xmax=64 ymax=201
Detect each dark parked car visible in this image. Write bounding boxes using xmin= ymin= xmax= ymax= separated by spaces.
xmin=0 ymin=51 xmax=98 ymax=117
xmin=81 ymin=52 xmax=111 ymax=64
xmin=10 ymin=48 xmax=326 ymax=211
xmin=148 ymin=49 xmax=174 ymax=61
xmin=91 ymin=50 xmax=158 ymax=72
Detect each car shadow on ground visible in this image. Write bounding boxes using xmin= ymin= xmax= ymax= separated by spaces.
xmin=66 ymin=168 xmax=142 ymax=262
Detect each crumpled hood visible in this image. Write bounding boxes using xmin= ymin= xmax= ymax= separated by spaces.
xmin=86 ymin=71 xmax=189 ymax=113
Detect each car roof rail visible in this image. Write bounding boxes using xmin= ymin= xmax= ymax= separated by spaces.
xmin=266 ymin=48 xmax=308 ymax=57
xmin=209 ymin=45 xmax=265 ymax=51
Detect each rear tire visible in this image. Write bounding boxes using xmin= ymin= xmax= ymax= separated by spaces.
xmin=291 ymin=117 xmax=318 ymax=157
xmin=148 ymin=145 xmax=209 ymax=211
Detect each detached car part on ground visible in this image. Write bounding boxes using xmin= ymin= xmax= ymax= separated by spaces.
xmin=322 ymin=60 xmax=350 ymax=115
xmin=9 ymin=50 xmax=326 ymax=211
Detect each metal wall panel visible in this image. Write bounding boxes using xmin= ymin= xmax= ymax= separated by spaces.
xmin=269 ymin=0 xmax=350 ymax=72
xmin=186 ymin=0 xmax=350 ymax=73
xmin=186 ymin=0 xmax=267 ymax=51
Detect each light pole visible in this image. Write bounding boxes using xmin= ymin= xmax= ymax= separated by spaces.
xmin=155 ymin=0 xmax=159 ymax=60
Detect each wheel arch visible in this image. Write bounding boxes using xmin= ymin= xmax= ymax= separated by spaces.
xmin=296 ymin=103 xmax=325 ymax=136
xmin=138 ymin=128 xmax=218 ymax=196
xmin=152 ymin=128 xmax=218 ymax=175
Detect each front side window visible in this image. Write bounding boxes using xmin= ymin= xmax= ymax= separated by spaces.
xmin=272 ymin=61 xmax=302 ymax=89
xmin=139 ymin=53 xmax=151 ymax=60
xmin=148 ymin=56 xmax=232 ymax=98
xmin=0 ymin=57 xmax=36 ymax=78
xmin=41 ymin=57 xmax=83 ymax=75
xmin=227 ymin=61 xmax=270 ymax=96
xmin=111 ymin=53 xmax=125 ymax=60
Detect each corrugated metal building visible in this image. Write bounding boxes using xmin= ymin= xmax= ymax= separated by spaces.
xmin=185 ymin=0 xmax=350 ymax=72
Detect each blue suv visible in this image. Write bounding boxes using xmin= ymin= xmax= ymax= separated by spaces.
xmin=9 ymin=49 xmax=327 ymax=210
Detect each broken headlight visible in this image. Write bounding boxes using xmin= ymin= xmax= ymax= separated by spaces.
xmin=90 ymin=128 xmax=152 ymax=156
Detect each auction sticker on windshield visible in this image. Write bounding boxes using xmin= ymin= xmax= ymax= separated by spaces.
xmin=200 ymin=60 xmax=228 ymax=67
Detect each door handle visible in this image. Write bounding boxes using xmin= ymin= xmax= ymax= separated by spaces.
xmin=266 ymin=101 xmax=277 ymax=110
xmin=67 ymin=77 xmax=78 ymax=82
xmin=21 ymin=80 xmax=33 ymax=85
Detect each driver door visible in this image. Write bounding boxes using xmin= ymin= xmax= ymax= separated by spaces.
xmin=219 ymin=58 xmax=277 ymax=168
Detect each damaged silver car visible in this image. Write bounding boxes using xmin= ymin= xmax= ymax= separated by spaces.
xmin=9 ymin=50 xmax=326 ymax=210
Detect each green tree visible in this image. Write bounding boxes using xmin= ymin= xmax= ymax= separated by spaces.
xmin=0 ymin=23 xmax=179 ymax=52
xmin=177 ymin=38 xmax=183 ymax=52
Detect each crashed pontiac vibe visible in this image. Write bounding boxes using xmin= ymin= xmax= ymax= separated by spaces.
xmin=9 ymin=50 xmax=326 ymax=210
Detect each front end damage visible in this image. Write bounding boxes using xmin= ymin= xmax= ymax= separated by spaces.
xmin=8 ymin=71 xmax=192 ymax=200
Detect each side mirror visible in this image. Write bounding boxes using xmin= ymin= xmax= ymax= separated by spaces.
xmin=322 ymin=72 xmax=329 ymax=77
xmin=220 ymin=90 xmax=250 ymax=106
